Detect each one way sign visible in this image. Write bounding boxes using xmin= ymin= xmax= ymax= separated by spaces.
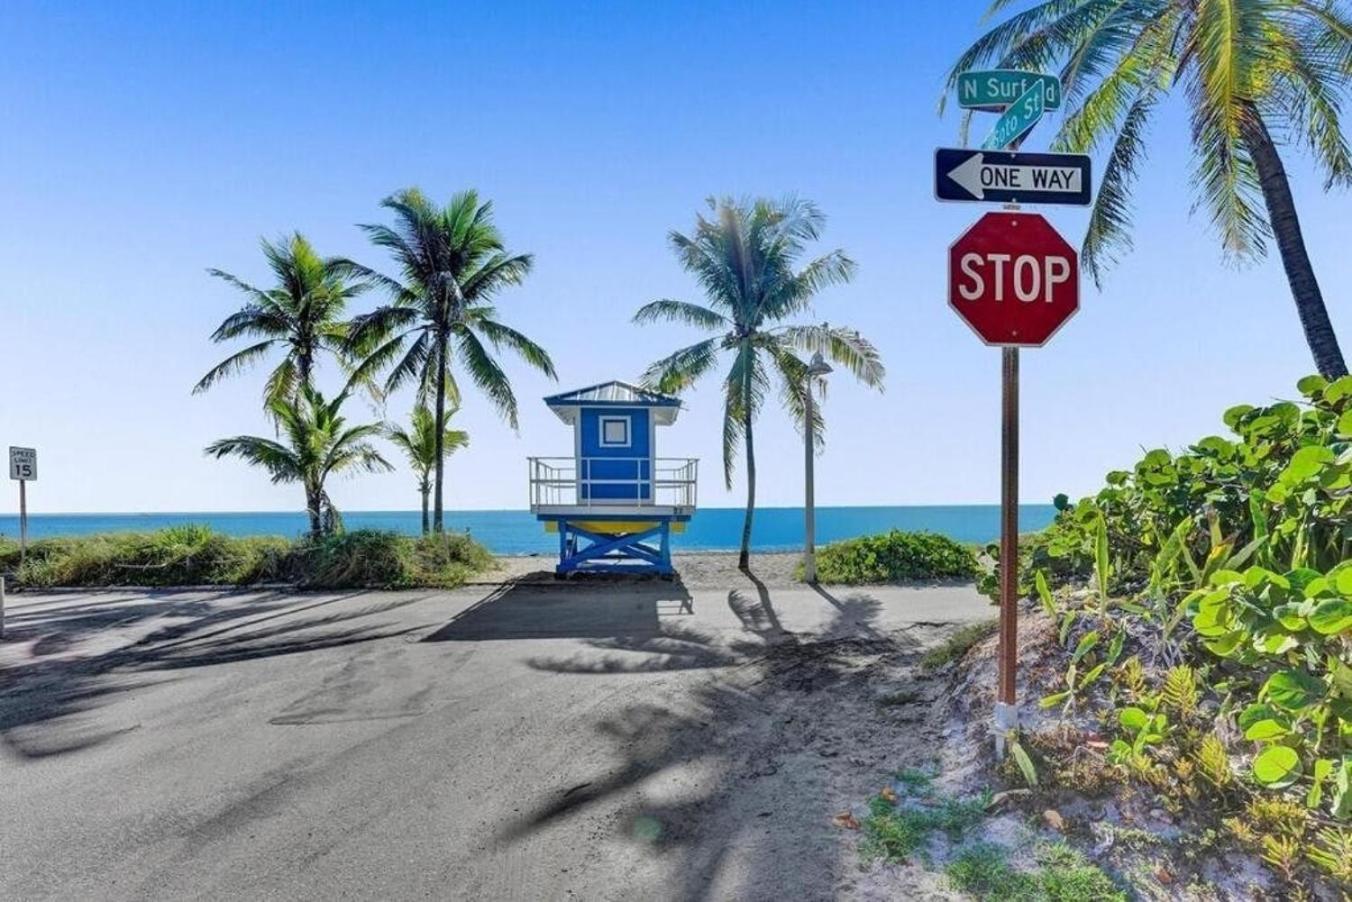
xmin=935 ymin=148 xmax=1092 ymax=206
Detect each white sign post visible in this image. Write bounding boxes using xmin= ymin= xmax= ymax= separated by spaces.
xmin=9 ymin=447 xmax=36 ymax=562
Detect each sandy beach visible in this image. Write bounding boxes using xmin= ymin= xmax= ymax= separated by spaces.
xmin=484 ymin=550 xmax=807 ymax=588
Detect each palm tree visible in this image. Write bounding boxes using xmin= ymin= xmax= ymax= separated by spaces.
xmin=386 ymin=404 xmax=470 ymax=534
xmin=205 ymin=386 xmax=391 ymax=538
xmin=195 ymin=233 xmax=371 ymax=405
xmin=945 ymin=1 xmax=1352 ymax=377
xmin=635 ymin=196 xmax=885 ymax=570
xmin=342 ymin=188 xmax=556 ymax=533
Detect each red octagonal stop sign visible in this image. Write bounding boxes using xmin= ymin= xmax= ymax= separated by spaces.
xmin=948 ymin=212 xmax=1079 ymax=347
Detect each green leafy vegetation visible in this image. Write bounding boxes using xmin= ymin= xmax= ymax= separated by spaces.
xmin=810 ymin=530 xmax=978 ymax=585
xmin=946 ymin=842 xmax=1125 ymax=902
xmin=1013 ymin=375 xmax=1352 ymax=889
xmin=854 ymin=771 xmax=1123 ymax=900
xmin=0 ymin=526 xmax=491 ymax=589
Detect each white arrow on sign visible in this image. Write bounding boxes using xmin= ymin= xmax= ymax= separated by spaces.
xmin=947 ymin=153 xmax=1084 ymax=200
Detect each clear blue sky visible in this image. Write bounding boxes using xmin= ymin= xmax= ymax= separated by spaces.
xmin=2 ymin=1 xmax=1348 ymax=514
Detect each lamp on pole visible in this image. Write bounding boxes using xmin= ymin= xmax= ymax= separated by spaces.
xmin=803 ymin=352 xmax=833 ymax=583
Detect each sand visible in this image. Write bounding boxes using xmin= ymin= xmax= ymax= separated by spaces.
xmin=483 ymin=550 xmax=806 ymax=589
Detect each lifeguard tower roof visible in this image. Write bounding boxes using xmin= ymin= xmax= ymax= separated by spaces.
xmin=543 ymin=381 xmax=682 ymax=425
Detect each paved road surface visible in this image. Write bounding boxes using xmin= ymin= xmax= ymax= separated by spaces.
xmin=0 ymin=577 xmax=992 ymax=901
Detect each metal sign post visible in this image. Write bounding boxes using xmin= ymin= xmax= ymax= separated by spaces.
xmin=943 ymin=70 xmax=1083 ymax=760
xmin=995 ymin=348 xmax=1020 ymax=756
xmin=9 ymin=447 xmax=36 ymax=563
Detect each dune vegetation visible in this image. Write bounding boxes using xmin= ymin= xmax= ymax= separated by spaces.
xmin=809 ymin=530 xmax=979 ymax=584
xmin=0 ymin=525 xmax=492 ymax=590
xmin=986 ymin=374 xmax=1352 ymax=890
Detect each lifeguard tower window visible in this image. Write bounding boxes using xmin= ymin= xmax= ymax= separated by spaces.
xmin=599 ymin=416 xmax=630 ymax=448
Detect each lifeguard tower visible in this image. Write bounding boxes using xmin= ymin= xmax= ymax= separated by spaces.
xmin=528 ymin=381 xmax=698 ymax=576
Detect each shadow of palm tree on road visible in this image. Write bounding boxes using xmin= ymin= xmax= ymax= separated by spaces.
xmin=0 ymin=590 xmax=435 ymax=759
xmin=497 ymin=573 xmax=936 ymax=900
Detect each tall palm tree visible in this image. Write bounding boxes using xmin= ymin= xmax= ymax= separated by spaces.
xmin=945 ymin=1 xmax=1352 ymax=377
xmin=194 ymin=233 xmax=371 ymax=405
xmin=386 ymin=404 xmax=470 ymax=535
xmin=635 ymin=196 xmax=885 ymax=570
xmin=342 ymin=188 xmax=556 ymax=533
xmin=205 ymin=386 xmax=391 ymax=538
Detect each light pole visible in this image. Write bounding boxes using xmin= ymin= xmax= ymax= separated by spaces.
xmin=803 ymin=352 xmax=833 ymax=583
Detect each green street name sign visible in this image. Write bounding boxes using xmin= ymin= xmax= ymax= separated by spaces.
xmin=958 ymin=69 xmax=1062 ymax=112
xmin=981 ymin=82 xmax=1045 ymax=150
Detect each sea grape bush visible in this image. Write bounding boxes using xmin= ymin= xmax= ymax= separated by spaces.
xmin=810 ymin=530 xmax=978 ymax=584
xmin=1025 ymin=376 xmax=1352 ymax=850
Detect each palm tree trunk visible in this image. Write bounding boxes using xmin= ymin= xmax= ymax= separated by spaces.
xmin=298 ymin=349 xmax=313 ymax=395
xmin=420 ymin=477 xmax=430 ymax=536
xmin=432 ymin=334 xmax=448 ymax=533
xmin=739 ymin=402 xmax=756 ymax=571
xmin=305 ymin=485 xmax=323 ymax=538
xmin=1241 ymin=107 xmax=1347 ymax=379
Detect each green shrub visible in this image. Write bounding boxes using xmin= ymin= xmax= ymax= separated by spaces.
xmin=1029 ymin=375 xmax=1352 ymax=835
xmin=3 ymin=526 xmax=288 ymax=587
xmin=409 ymin=531 xmax=495 ymax=587
xmin=810 ymin=530 xmax=978 ymax=584
xmin=284 ymin=529 xmax=409 ymax=588
xmin=0 ymin=526 xmax=491 ymax=589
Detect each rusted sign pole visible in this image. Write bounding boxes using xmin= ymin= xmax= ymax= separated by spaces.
xmin=994 ymin=347 xmax=1020 ymax=757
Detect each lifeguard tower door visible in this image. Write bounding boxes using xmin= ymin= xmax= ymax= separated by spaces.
xmin=578 ymin=407 xmax=652 ymax=504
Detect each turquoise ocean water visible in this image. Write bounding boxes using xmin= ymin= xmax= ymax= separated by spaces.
xmin=0 ymin=506 xmax=1056 ymax=555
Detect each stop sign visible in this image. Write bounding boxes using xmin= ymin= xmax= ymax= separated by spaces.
xmin=948 ymin=212 xmax=1079 ymax=346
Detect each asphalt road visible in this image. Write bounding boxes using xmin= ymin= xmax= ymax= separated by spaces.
xmin=0 ymin=577 xmax=992 ymax=901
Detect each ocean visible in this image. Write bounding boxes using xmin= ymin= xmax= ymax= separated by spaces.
xmin=0 ymin=506 xmax=1057 ymax=555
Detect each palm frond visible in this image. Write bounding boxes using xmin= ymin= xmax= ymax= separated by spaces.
xmin=1185 ymin=0 xmax=1271 ymax=259
xmin=763 ymin=341 xmax=826 ymax=449
xmin=471 ymin=317 xmax=558 ymax=379
xmin=632 ymin=299 xmax=729 ymax=330
xmin=456 ymin=328 xmax=520 ymax=429
xmin=778 ymin=324 xmax=886 ymax=389
xmin=1082 ymin=91 xmax=1158 ymax=281
xmin=204 ymin=435 xmax=302 ymax=483
xmin=192 ymin=340 xmax=277 ymax=395
xmin=639 ymin=337 xmax=724 ymax=394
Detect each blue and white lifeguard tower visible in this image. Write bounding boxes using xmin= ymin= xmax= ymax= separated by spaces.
xmin=528 ymin=381 xmax=698 ymax=576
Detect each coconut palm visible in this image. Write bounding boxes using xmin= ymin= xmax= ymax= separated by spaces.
xmin=635 ymin=196 xmax=885 ymax=570
xmin=386 ymin=404 xmax=470 ymax=535
xmin=342 ymin=188 xmax=556 ymax=533
xmin=195 ymin=233 xmax=371 ymax=405
xmin=205 ymin=386 xmax=391 ymax=538
xmin=945 ymin=1 xmax=1352 ymax=377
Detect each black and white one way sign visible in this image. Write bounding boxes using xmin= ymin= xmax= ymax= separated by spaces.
xmin=935 ymin=148 xmax=1092 ymax=206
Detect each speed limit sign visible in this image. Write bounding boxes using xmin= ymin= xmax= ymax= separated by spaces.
xmin=9 ymin=447 xmax=36 ymax=481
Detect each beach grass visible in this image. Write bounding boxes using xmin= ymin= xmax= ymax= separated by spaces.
xmin=0 ymin=525 xmax=492 ymax=590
